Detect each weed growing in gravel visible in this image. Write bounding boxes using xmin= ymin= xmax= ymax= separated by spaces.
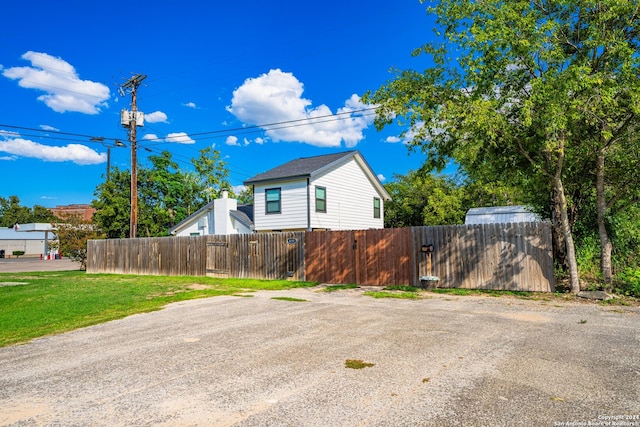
xmin=271 ymin=297 xmax=308 ymax=302
xmin=323 ymin=284 xmax=359 ymax=292
xmin=345 ymin=359 xmax=375 ymax=369
xmin=384 ymin=285 xmax=421 ymax=292
xmin=364 ymin=291 xmax=420 ymax=300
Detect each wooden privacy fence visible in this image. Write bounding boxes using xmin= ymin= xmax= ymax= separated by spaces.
xmin=87 ymin=222 xmax=554 ymax=292
xmin=87 ymin=232 xmax=305 ymax=280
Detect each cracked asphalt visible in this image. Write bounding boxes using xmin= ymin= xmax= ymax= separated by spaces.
xmin=0 ymin=285 xmax=639 ymax=426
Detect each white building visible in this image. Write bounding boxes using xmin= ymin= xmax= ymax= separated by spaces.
xmin=0 ymin=223 xmax=56 ymax=257
xmin=244 ymin=150 xmax=391 ymax=232
xmin=169 ymin=191 xmax=253 ymax=237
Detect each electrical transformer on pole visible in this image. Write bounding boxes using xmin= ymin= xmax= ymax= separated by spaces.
xmin=119 ymin=74 xmax=146 ymax=238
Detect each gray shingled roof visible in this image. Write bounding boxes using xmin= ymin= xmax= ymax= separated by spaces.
xmin=244 ymin=151 xmax=356 ymax=184
xmin=230 ymin=204 xmax=254 ymax=228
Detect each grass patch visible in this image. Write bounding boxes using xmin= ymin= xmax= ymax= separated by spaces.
xmin=345 ymin=359 xmax=375 ymax=369
xmin=364 ymin=291 xmax=420 ymax=300
xmin=0 ymin=271 xmax=317 ymax=347
xmin=383 ymin=285 xmax=421 ymax=292
xmin=323 ymin=284 xmax=359 ymax=292
xmin=430 ymin=288 xmax=476 ymax=296
xmin=271 ymin=297 xmax=308 ymax=302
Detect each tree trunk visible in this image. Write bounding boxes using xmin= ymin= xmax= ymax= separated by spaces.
xmin=596 ymin=148 xmax=613 ymax=287
xmin=552 ymin=142 xmax=580 ymax=293
xmin=552 ymin=192 xmax=569 ymax=273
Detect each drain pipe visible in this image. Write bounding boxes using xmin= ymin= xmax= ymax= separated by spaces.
xmin=306 ymin=178 xmax=311 ymax=231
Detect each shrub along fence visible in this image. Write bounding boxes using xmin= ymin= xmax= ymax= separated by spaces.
xmin=86 ymin=222 xmax=554 ymax=292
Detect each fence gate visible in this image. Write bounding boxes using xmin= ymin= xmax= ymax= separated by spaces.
xmin=206 ymin=236 xmax=230 ymax=278
xmin=305 ymin=228 xmax=413 ymax=286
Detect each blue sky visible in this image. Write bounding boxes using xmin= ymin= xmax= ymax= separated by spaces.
xmin=1 ymin=0 xmax=437 ymax=208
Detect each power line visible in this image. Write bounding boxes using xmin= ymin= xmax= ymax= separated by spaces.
xmin=0 ymin=107 xmax=378 ymax=184
xmin=0 ymin=106 xmax=378 ymax=147
xmin=136 ymin=108 xmax=377 ymax=147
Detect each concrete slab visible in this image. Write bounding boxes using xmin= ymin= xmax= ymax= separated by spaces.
xmin=0 ymin=258 xmax=79 ymax=273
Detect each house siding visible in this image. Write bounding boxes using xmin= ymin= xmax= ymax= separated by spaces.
xmin=310 ymin=158 xmax=384 ymax=230
xmin=253 ymin=180 xmax=309 ymax=231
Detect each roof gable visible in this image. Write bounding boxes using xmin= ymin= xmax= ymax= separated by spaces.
xmin=168 ymin=200 xmax=215 ymax=235
xmin=243 ymin=150 xmax=390 ymax=201
xmin=244 ymin=151 xmax=357 ymax=184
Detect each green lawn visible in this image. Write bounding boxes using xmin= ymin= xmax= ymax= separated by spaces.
xmin=0 ymin=271 xmax=317 ymax=348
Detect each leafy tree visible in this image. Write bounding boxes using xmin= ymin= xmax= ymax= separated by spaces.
xmin=191 ymin=146 xmax=232 ymax=204
xmin=92 ymin=148 xmax=233 ymax=238
xmin=236 ymin=186 xmax=254 ymax=205
xmin=92 ymin=167 xmax=132 ymax=238
xmin=0 ymin=196 xmax=31 ymax=227
xmin=53 ymin=213 xmax=104 ymax=270
xmin=365 ymin=0 xmax=640 ymax=293
xmin=138 ymin=151 xmax=185 ymax=236
xmin=384 ymin=171 xmax=466 ymax=227
xmin=0 ymin=196 xmax=57 ymax=227
xmin=32 ymin=205 xmax=57 ymax=223
xmin=383 ymin=170 xmax=528 ymax=228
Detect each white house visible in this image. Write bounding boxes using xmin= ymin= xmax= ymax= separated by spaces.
xmin=244 ymin=150 xmax=391 ymax=232
xmin=465 ymin=205 xmax=541 ymax=225
xmin=169 ymin=191 xmax=254 ymax=237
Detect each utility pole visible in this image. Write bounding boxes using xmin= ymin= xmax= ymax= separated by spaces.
xmin=120 ymin=74 xmax=146 ymax=238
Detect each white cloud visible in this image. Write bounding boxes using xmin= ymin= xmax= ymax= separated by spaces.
xmin=255 ymin=137 xmax=265 ymax=145
xmin=145 ymin=111 xmax=168 ymax=123
xmin=232 ymin=185 xmax=247 ymax=194
xmin=183 ymin=102 xmax=197 ymax=108
xmin=243 ymin=138 xmax=250 ymax=146
xmin=165 ymin=132 xmax=195 ymax=144
xmin=227 ymin=69 xmax=374 ymax=148
xmin=40 ymin=124 xmax=59 ymax=132
xmin=2 ymin=51 xmax=110 ymax=114
xmin=0 ymin=134 xmax=106 ymax=165
xmin=377 ymin=174 xmax=386 ymax=182
xmin=385 ymin=136 xmax=401 ymax=143
xmin=386 ymin=122 xmax=426 ymax=145
xmin=0 ymin=130 xmax=20 ymax=138
xmin=0 ymin=155 xmax=17 ymax=161
xmin=226 ymin=135 xmax=239 ymax=146
xmin=142 ymin=132 xmax=193 ymax=144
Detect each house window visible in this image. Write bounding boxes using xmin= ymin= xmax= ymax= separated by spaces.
xmin=265 ymin=188 xmax=281 ymax=214
xmin=315 ymin=186 xmax=326 ymax=213
xmin=373 ymin=197 xmax=381 ymax=219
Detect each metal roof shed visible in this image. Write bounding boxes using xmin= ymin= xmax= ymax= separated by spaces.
xmin=465 ymin=206 xmax=541 ymax=225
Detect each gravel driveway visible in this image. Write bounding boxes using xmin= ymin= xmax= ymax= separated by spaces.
xmin=0 ymin=286 xmax=638 ymax=426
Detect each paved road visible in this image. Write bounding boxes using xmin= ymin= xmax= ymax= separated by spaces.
xmin=0 ymin=287 xmax=638 ymax=426
xmin=0 ymin=257 xmax=79 ymax=273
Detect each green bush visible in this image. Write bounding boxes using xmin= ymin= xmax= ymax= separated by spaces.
xmin=613 ymin=268 xmax=640 ymax=297
xmin=12 ymin=251 xmax=25 ymax=258
xmin=575 ymin=234 xmax=600 ymax=277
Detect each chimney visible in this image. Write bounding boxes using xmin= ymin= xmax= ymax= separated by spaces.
xmin=213 ymin=191 xmax=237 ymax=235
